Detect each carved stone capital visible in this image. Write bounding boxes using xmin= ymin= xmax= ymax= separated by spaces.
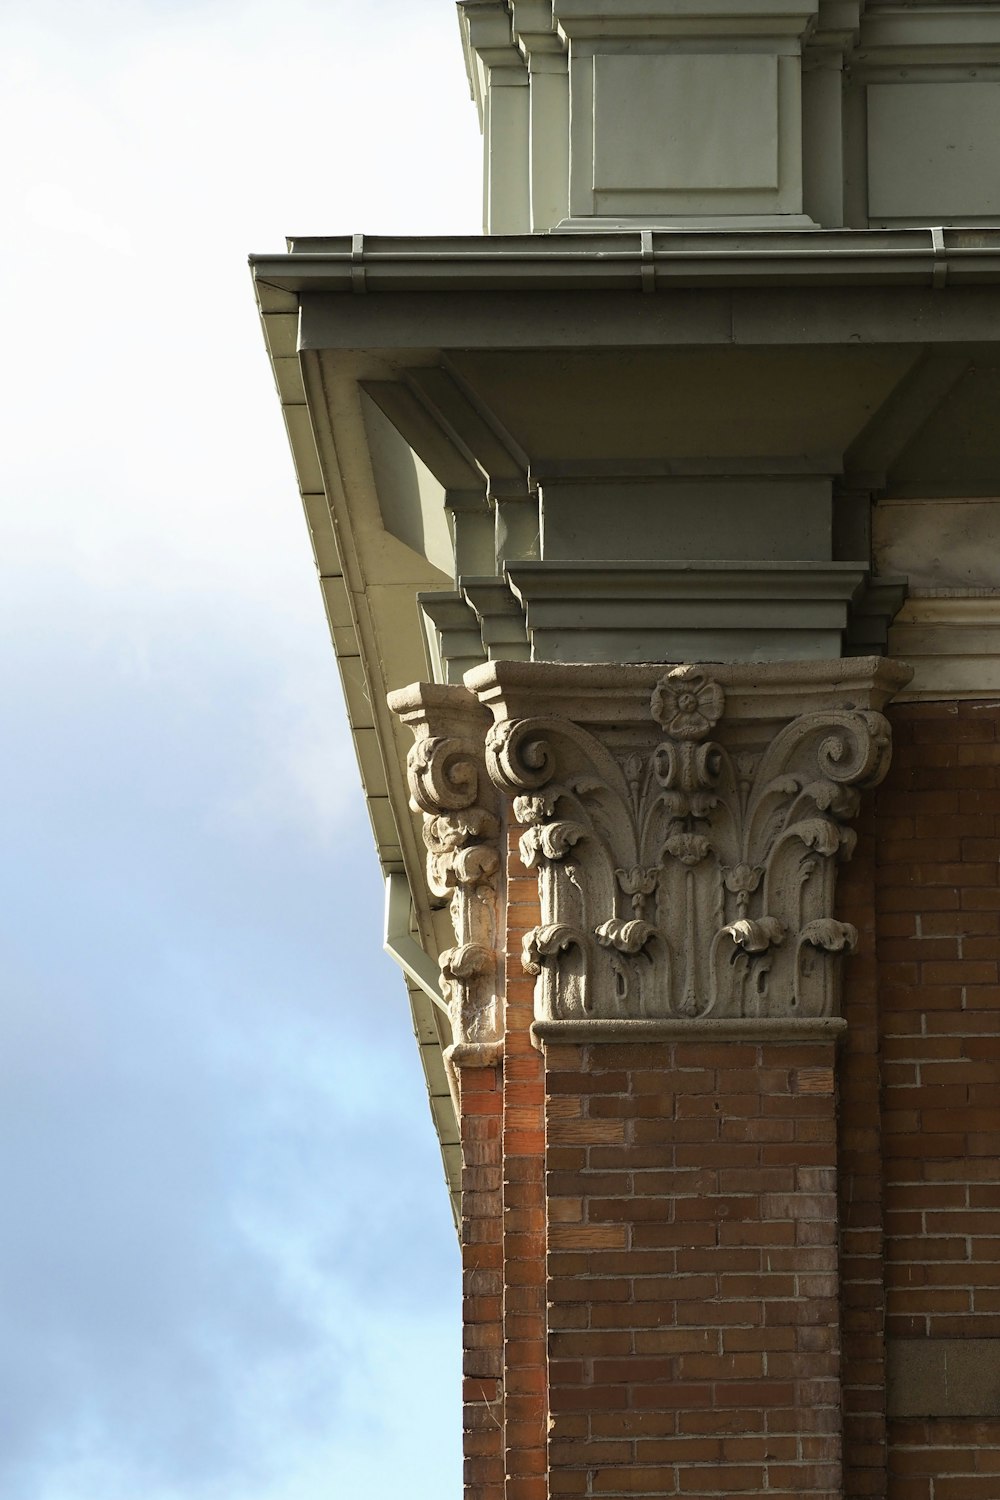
xmin=471 ymin=657 xmax=910 ymax=1027
xmin=388 ymin=683 xmax=502 ymax=1052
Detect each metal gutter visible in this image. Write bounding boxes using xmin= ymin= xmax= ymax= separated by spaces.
xmin=250 ymin=227 xmax=1000 ymax=293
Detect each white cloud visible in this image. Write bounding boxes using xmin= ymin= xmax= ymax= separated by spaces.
xmin=25 ymin=182 xmax=136 ymax=256
xmin=0 ymin=0 xmax=481 ymax=606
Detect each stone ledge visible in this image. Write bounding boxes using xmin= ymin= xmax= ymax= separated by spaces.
xmin=445 ymin=1041 xmax=504 ymax=1070
xmin=888 ymin=1338 xmax=1000 ymax=1419
xmin=468 ymin=654 xmax=911 ymax=724
xmin=531 ymin=1017 xmax=848 ymax=1047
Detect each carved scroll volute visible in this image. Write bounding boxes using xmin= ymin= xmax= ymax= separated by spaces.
xmin=388 ymin=685 xmax=502 ymax=1051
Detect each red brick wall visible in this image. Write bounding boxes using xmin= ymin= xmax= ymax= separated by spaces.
xmin=837 ymin=807 xmax=888 ymax=1500
xmin=460 ymin=1063 xmax=504 ymax=1500
xmin=877 ymin=703 xmax=1000 ymax=1499
xmin=887 ymin=1419 xmax=1000 ymax=1499
xmin=543 ymin=1038 xmax=843 ymax=1498
xmin=456 ymin=699 xmax=1000 ymax=1500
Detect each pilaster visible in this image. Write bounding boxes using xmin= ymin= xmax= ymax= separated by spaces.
xmin=459 ymin=0 xmax=531 ymax=234
xmin=512 ymin=0 xmax=570 ymax=232
xmin=392 ymin=655 xmax=910 ymax=1498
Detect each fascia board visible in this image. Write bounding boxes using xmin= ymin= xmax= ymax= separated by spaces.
xmin=859 ymin=6 xmax=1000 ymax=56
xmin=551 ymin=0 xmax=820 ymax=38
xmin=286 ymin=285 xmax=1000 ymax=364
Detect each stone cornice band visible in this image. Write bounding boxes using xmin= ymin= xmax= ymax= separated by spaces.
xmin=531 ymin=1017 xmax=848 ymax=1046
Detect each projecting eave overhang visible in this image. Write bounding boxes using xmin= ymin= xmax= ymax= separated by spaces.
xmin=252 ymin=227 xmax=1000 ymax=1221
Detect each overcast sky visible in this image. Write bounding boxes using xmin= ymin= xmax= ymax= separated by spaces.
xmin=0 ymin=3 xmax=482 ymax=1496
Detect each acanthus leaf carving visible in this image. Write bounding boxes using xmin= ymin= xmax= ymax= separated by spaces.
xmin=440 ymin=942 xmax=499 ymax=1045
xmin=424 ymin=809 xmax=500 ymax=898
xmin=801 ymin=918 xmax=859 ymax=953
xmin=664 ymin=832 xmax=712 ymax=866
xmin=794 ymin=919 xmax=859 ymax=1017
xmin=616 ymin=865 xmax=659 ymax=916
xmin=722 ymin=916 xmax=787 ymax=955
xmin=787 ymin=816 xmax=846 ymax=860
xmin=723 ymin=862 xmax=764 ymax=916
xmin=519 ymin=819 xmax=586 ymax=869
xmin=523 ymin=923 xmax=591 ymax=1022
xmin=595 ymin=918 xmax=660 ymax=955
xmin=482 ymin=662 xmax=900 ymax=1026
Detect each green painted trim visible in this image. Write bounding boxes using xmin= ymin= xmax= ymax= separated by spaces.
xmin=250 ymin=228 xmax=1000 ymax=295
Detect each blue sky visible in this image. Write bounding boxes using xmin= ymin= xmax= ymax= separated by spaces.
xmin=0 ymin=2 xmax=482 ymax=1495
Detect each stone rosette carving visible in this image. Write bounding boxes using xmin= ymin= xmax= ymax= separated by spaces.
xmin=388 ymin=686 xmax=502 ymax=1052
xmin=480 ymin=660 xmax=906 ymax=1025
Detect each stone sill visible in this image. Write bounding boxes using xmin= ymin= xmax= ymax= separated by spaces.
xmin=531 ymin=1017 xmax=849 ymax=1046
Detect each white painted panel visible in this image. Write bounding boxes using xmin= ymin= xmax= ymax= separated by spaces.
xmin=486 ymin=76 xmax=532 ymax=233
xmin=868 ymin=83 xmax=1000 ymax=220
xmin=593 ymin=52 xmax=779 ymax=192
xmin=874 ymin=498 xmax=1000 ymax=590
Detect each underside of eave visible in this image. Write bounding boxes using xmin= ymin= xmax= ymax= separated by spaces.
xmin=251 ymin=269 xmax=462 ymax=1219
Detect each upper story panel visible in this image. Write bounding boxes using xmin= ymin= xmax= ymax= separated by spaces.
xmin=459 ymin=0 xmax=1000 ymax=232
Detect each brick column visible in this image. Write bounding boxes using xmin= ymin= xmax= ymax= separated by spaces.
xmin=542 ymin=1029 xmax=842 ymax=1498
xmin=476 ymin=658 xmax=907 ymax=1499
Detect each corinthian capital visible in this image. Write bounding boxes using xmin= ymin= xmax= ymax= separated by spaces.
xmin=388 ymin=683 xmax=502 ymax=1055
xmin=471 ymin=657 xmax=910 ymax=1029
